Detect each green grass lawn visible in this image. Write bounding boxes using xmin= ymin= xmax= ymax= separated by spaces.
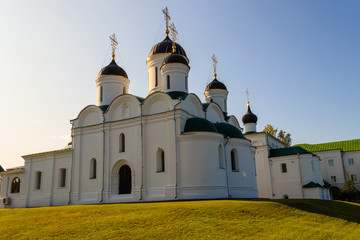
xmin=0 ymin=199 xmax=359 ymax=239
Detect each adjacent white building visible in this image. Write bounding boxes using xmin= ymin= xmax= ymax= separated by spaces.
xmin=0 ymin=28 xmax=258 ymax=208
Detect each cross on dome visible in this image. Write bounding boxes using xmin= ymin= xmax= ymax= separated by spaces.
xmin=109 ymin=34 xmax=118 ymax=60
xmin=162 ymin=7 xmax=171 ymax=36
xmin=212 ymin=54 xmax=218 ymax=79
xmin=169 ymin=23 xmax=178 ymax=53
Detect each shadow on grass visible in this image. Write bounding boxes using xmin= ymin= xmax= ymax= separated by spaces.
xmin=273 ymin=199 xmax=360 ymax=224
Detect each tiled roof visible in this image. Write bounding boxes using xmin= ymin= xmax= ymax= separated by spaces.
xmin=295 ymin=139 xmax=360 ymax=152
xmin=269 ymin=146 xmax=313 ymax=158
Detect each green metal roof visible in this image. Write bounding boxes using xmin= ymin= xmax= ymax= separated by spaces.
xmin=295 ymin=139 xmax=360 ymax=152
xmin=136 ymin=97 xmax=145 ymax=103
xmin=202 ymin=103 xmax=210 ymax=111
xmin=214 ymin=122 xmax=246 ymax=139
xmin=0 ymin=165 xmax=5 ymax=172
xmin=99 ymin=105 xmax=109 ymax=113
xmin=184 ymin=118 xmax=218 ymax=133
xmin=269 ymin=146 xmax=313 ymax=158
xmin=303 ymin=181 xmax=323 ymax=188
xmin=166 ymin=91 xmax=188 ymax=100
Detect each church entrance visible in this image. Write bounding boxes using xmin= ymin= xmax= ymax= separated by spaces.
xmin=119 ymin=165 xmax=131 ymax=194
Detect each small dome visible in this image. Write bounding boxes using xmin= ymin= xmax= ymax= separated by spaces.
xmin=162 ymin=52 xmax=189 ymax=67
xmin=184 ymin=118 xmax=218 ymax=133
xmin=214 ymin=122 xmax=246 ymax=139
xmin=98 ymin=59 xmax=128 ymax=78
xmin=149 ymin=35 xmax=187 ymax=58
xmin=242 ymin=103 xmax=258 ymax=124
xmin=205 ymin=77 xmax=227 ymax=91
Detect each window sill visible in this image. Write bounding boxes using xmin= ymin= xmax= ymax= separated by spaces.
xmin=219 ymin=167 xmax=225 ymax=169
xmin=232 ymin=170 xmax=239 ymax=172
xmin=89 ymin=178 xmax=97 ymax=180
xmin=156 ymin=170 xmax=165 ymax=173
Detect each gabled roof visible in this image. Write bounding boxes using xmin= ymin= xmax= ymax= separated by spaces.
xmin=303 ymin=181 xmax=323 ymax=188
xmin=295 ymin=139 xmax=360 ymax=152
xmin=269 ymin=146 xmax=313 ymax=158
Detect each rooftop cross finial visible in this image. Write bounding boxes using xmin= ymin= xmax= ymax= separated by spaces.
xmin=109 ymin=34 xmax=118 ymax=60
xmin=169 ymin=23 xmax=178 ymax=53
xmin=212 ymin=54 xmax=218 ymax=79
xmin=162 ymin=7 xmax=171 ymax=36
xmin=246 ymin=88 xmax=250 ymax=105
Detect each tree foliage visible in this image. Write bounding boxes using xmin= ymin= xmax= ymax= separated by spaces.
xmin=341 ymin=173 xmax=360 ymax=202
xmin=263 ymin=124 xmax=292 ymax=147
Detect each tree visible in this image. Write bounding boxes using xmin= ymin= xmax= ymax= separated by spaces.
xmin=341 ymin=173 xmax=360 ymax=202
xmin=262 ymin=124 xmax=292 ymax=147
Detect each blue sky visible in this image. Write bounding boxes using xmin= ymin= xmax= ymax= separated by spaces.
xmin=0 ymin=0 xmax=359 ymax=168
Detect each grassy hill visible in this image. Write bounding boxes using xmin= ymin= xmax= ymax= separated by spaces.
xmin=0 ymin=199 xmax=359 ymax=239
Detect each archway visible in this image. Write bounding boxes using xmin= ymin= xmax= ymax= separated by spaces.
xmin=119 ymin=165 xmax=131 ymax=194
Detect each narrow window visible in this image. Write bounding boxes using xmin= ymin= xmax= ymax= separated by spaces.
xmin=331 ymin=176 xmax=337 ymax=183
xmin=59 ymin=168 xmax=66 ymax=187
xmin=231 ymin=149 xmax=238 ymax=171
xmin=210 ymin=99 xmax=213 ymax=103
xmin=90 ymin=158 xmax=97 ymax=179
xmin=119 ymin=133 xmax=125 ymax=152
xmin=348 ymin=158 xmax=354 ymax=165
xmin=328 ymin=159 xmax=334 ymax=167
xmin=35 ymin=171 xmax=42 ymax=190
xmin=157 ymin=148 xmax=165 ymax=172
xmin=281 ymin=163 xmax=287 ymax=173
xmin=123 ymin=87 xmax=126 ymax=94
xmin=351 ymin=174 xmax=357 ymax=182
xmin=167 ymin=75 xmax=170 ymax=89
xmin=100 ymin=86 xmax=103 ymax=102
xmin=185 ymin=76 xmax=188 ymax=90
xmin=11 ymin=177 xmax=20 ymax=193
xmin=155 ymin=67 xmax=158 ymax=87
xmin=218 ymin=145 xmax=225 ymax=169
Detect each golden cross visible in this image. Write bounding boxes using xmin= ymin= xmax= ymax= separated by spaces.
xmin=246 ymin=89 xmax=250 ymax=103
xmin=162 ymin=7 xmax=171 ymax=34
xmin=109 ymin=34 xmax=118 ymax=60
xmin=169 ymin=23 xmax=178 ymax=53
xmin=212 ymin=54 xmax=218 ymax=78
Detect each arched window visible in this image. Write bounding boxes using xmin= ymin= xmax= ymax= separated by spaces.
xmin=281 ymin=163 xmax=287 ymax=173
xmin=90 ymin=158 xmax=97 ymax=179
xmin=35 ymin=171 xmax=42 ymax=190
xmin=157 ymin=148 xmax=165 ymax=172
xmin=119 ymin=165 xmax=131 ymax=194
xmin=11 ymin=177 xmax=20 ymax=193
xmin=119 ymin=133 xmax=125 ymax=152
xmin=283 ymin=194 xmax=289 ymax=199
xmin=167 ymin=75 xmax=170 ymax=89
xmin=218 ymin=145 xmax=225 ymax=169
xmin=231 ymin=149 xmax=238 ymax=171
xmin=123 ymin=87 xmax=126 ymax=94
xmin=59 ymin=168 xmax=66 ymax=187
xmin=100 ymin=86 xmax=103 ymax=102
xmin=155 ymin=67 xmax=158 ymax=87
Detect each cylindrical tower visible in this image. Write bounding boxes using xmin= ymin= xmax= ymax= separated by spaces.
xmin=204 ymin=75 xmax=229 ymax=112
xmin=242 ymin=101 xmax=258 ymax=133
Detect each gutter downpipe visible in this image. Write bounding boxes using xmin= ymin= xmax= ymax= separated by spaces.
xmin=139 ymin=103 xmax=144 ymax=201
xmin=26 ymin=158 xmax=33 ymax=208
xmin=100 ymin=114 xmax=105 ymax=203
xmin=266 ymin=133 xmax=274 ymax=199
xmin=224 ymin=136 xmax=231 ymax=197
xmin=174 ymin=100 xmax=181 ymax=199
xmin=68 ymin=121 xmax=75 ymax=205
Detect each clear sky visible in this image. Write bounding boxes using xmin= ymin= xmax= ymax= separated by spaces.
xmin=1 ymin=0 xmax=359 ymax=169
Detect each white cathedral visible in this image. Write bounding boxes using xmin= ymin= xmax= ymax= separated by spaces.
xmin=0 ymin=18 xmax=262 ymax=208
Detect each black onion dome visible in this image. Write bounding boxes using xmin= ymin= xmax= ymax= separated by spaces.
xmin=242 ymin=103 xmax=258 ymax=124
xmin=205 ymin=78 xmax=227 ymax=91
xmin=98 ymin=59 xmax=128 ymax=78
xmin=162 ymin=52 xmax=189 ymax=67
xmin=149 ymin=35 xmax=187 ymax=58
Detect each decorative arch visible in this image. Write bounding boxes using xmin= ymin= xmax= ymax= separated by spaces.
xmin=143 ymin=92 xmax=173 ymax=115
xmin=206 ymin=103 xmax=225 ymax=123
xmin=111 ymin=160 xmax=134 ymax=195
xmin=180 ymin=94 xmax=205 ymax=118
xmin=106 ymin=94 xmax=141 ymax=121
xmin=75 ymin=105 xmax=103 ymax=127
xmin=228 ymin=116 xmax=241 ymax=128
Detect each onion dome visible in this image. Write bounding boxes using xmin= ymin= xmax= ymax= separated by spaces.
xmin=149 ymin=35 xmax=187 ymax=58
xmin=205 ymin=75 xmax=227 ymax=91
xmin=98 ymin=59 xmax=128 ymax=78
xmin=242 ymin=102 xmax=258 ymax=124
xmin=162 ymin=52 xmax=189 ymax=67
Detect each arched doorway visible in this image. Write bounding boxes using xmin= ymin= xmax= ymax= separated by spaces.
xmin=119 ymin=165 xmax=131 ymax=194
